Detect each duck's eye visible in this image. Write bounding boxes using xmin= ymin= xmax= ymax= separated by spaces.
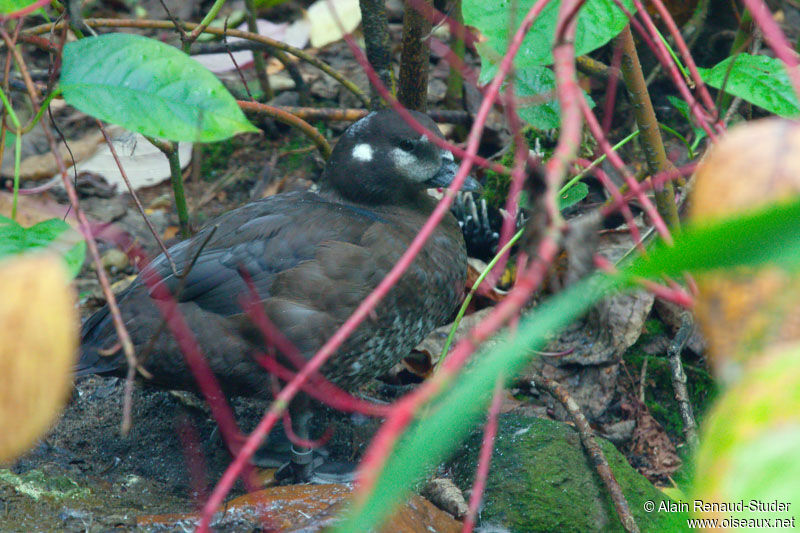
xmin=399 ymin=139 xmax=415 ymax=152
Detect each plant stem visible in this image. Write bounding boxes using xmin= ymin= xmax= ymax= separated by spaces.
xmin=0 ymin=86 xmax=21 ymax=221
xmin=398 ymin=0 xmax=432 ymax=111
xmin=151 ymin=138 xmax=191 ymax=238
xmin=617 ymin=24 xmax=680 ymax=229
xmin=444 ymin=0 xmax=465 ymax=110
xmin=359 ymin=0 xmax=393 ymax=108
xmin=243 ymin=0 xmax=272 ymax=100
xmin=187 ymin=0 xmax=227 ymax=45
xmin=559 ymin=129 xmax=640 ymax=196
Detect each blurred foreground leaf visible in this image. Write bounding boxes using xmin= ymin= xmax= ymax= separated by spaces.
xmin=0 ymin=254 xmax=77 ymax=462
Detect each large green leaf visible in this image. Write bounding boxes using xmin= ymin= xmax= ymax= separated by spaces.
xmin=697 ymin=54 xmax=800 ymax=118
xmin=516 ymin=65 xmax=561 ymax=129
xmin=334 ymin=195 xmax=800 ymax=532
xmin=465 ymin=0 xmax=635 ymax=81
xmin=0 ymin=216 xmax=85 ymax=278
xmin=478 ymin=63 xmax=594 ymax=129
xmin=61 ymin=33 xmax=258 ymax=142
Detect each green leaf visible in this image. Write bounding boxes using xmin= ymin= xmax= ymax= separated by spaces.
xmin=0 ymin=216 xmax=85 ymax=278
xmin=516 ymin=66 xmax=560 ymax=129
xmin=558 ymin=180 xmax=588 ymax=209
xmin=697 ymin=54 xmax=800 ymax=118
xmin=666 ymin=95 xmax=707 ymax=145
xmin=60 ymin=33 xmax=259 ymax=142
xmin=465 ymin=0 xmax=635 ymax=82
xmin=479 ymin=64 xmax=594 ymax=129
xmin=334 ymin=195 xmax=800 ymax=532
xmin=0 ymin=0 xmax=36 ymax=15
xmin=622 ymin=198 xmax=800 ymax=283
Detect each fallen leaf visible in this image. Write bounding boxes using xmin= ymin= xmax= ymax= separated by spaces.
xmin=193 ymin=19 xmax=310 ymax=73
xmin=58 ymin=131 xmax=192 ymax=191
xmin=307 ymin=0 xmax=361 ymax=48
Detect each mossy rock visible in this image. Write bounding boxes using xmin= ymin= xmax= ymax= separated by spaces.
xmin=449 ymin=415 xmax=686 ymax=532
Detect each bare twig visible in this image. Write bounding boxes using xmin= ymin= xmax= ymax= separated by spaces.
xmin=24 ymin=18 xmax=370 ymax=107
xmin=238 ymin=101 xmax=330 ymax=158
xmin=667 ymin=312 xmax=699 ymax=450
xmin=534 ymin=376 xmax=640 ymax=533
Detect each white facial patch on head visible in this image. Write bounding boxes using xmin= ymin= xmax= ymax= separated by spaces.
xmin=391 ymin=147 xmax=418 ymax=169
xmin=352 ymin=143 xmax=374 ymax=162
xmin=442 ymin=150 xmax=454 ymax=161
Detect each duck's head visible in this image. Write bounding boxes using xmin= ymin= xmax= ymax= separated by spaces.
xmin=322 ymin=109 xmax=481 ymax=204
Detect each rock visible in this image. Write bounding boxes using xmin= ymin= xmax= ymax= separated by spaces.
xmin=448 ymin=414 xmax=686 ymax=532
xmin=101 ymin=248 xmax=129 ymax=272
xmin=423 ymin=477 xmax=469 ymax=519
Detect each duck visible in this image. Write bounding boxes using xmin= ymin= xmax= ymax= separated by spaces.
xmin=77 ymin=109 xmax=480 ymax=481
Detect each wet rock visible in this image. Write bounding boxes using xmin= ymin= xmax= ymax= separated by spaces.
xmin=448 ymin=414 xmax=686 ymax=532
xmin=138 ymin=484 xmax=461 ymax=532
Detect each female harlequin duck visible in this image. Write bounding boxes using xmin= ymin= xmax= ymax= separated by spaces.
xmin=77 ymin=109 xmax=479 ymax=481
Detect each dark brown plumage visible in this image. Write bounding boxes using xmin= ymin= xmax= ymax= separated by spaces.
xmin=77 ymin=109 xmax=478 ymax=480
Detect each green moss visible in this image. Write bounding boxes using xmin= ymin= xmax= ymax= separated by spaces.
xmin=199 ymin=138 xmax=239 ymax=181
xmin=623 ymin=323 xmax=717 ymax=441
xmin=0 ymin=469 xmax=90 ymax=501
xmin=450 ymin=415 xmax=687 ymax=532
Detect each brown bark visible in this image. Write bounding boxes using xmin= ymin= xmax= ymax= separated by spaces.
xmin=359 ymin=0 xmax=394 ymax=109
xmin=398 ymin=0 xmax=433 ymax=111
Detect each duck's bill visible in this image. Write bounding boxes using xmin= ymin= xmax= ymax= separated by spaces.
xmin=426 ymin=158 xmax=482 ymax=192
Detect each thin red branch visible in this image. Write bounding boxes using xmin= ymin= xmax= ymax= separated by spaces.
xmin=741 ymin=0 xmax=800 ymax=98
xmin=461 ymin=377 xmax=504 ymax=533
xmin=353 ymin=0 xmax=583 ymax=507
xmin=644 ymin=0 xmax=719 ymax=117
xmin=578 ymin=96 xmax=672 ymax=244
xmin=612 ymin=1 xmax=719 ymax=140
xmin=576 ymin=159 xmax=644 ymax=250
xmin=136 ymin=264 xmax=257 ymax=489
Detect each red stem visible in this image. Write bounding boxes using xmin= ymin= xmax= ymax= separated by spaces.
xmin=461 ymin=377 xmax=504 ymax=533
xmin=578 ymin=96 xmax=672 ymax=244
xmin=741 ymin=0 xmax=800 ymax=97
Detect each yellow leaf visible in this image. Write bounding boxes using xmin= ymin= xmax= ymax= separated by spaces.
xmin=0 ymin=254 xmax=78 ymax=462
